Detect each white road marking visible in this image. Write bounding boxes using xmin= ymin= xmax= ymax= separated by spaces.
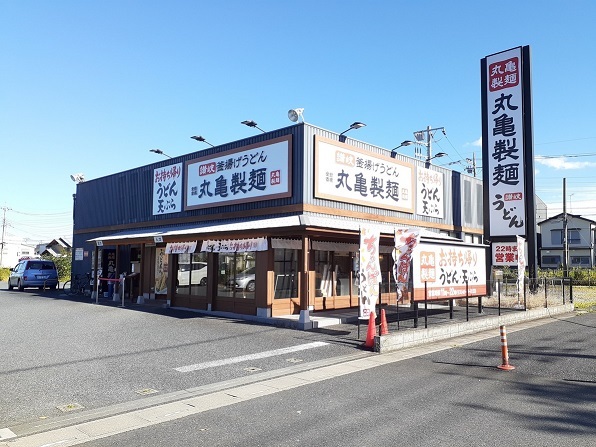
xmin=0 ymin=429 xmax=16 ymax=441
xmin=174 ymin=341 xmax=329 ymax=373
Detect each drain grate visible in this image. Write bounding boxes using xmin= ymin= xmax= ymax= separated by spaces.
xmin=243 ymin=367 xmax=262 ymax=372
xmin=57 ymin=403 xmax=84 ymax=412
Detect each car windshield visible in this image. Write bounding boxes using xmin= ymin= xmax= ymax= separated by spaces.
xmin=27 ymin=262 xmax=54 ymax=270
xmin=240 ymin=267 xmax=255 ymax=275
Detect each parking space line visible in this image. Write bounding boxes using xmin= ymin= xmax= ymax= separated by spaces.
xmin=174 ymin=341 xmax=329 ymax=372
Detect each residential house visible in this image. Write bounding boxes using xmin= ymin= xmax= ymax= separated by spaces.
xmin=538 ymin=213 xmax=596 ymax=268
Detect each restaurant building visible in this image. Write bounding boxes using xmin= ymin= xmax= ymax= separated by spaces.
xmin=71 ymin=122 xmax=484 ymax=327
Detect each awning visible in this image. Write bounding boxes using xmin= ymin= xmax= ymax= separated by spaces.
xmin=87 ymin=214 xmax=463 ymax=245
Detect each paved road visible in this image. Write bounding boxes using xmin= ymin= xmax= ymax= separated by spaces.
xmin=1 ymin=285 xmax=594 ymax=446
xmin=0 ymin=285 xmax=362 ymax=428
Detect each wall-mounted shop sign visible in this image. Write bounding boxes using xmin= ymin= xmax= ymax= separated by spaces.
xmin=165 ymin=241 xmax=197 ymax=254
xmin=153 ymin=163 xmax=183 ymax=215
xmin=314 ymin=136 xmax=414 ymax=213
xmin=201 ymin=238 xmax=268 ymax=253
xmin=416 ymin=167 xmax=444 ymax=218
xmin=412 ymin=243 xmax=487 ymax=301
xmin=184 ymin=136 xmax=292 ymax=210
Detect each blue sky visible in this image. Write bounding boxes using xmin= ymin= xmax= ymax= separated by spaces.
xmin=2 ymin=0 xmax=596 ymax=244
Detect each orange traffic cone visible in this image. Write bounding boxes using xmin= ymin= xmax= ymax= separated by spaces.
xmin=363 ymin=312 xmax=376 ymax=349
xmin=497 ymin=325 xmax=515 ymax=371
xmin=380 ymin=308 xmax=389 ymax=335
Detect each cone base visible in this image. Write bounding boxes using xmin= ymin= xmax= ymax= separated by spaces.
xmin=497 ymin=364 xmax=516 ymax=371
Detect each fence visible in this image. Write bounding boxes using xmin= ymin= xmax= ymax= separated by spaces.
xmin=379 ymin=277 xmax=573 ymax=332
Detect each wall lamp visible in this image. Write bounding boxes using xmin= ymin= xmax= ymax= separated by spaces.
xmin=390 ymin=140 xmax=418 ymax=158
xmin=149 ymin=149 xmax=172 ymax=159
xmin=241 ymin=120 xmax=266 ymax=133
xmin=70 ymin=173 xmax=85 ymax=184
xmin=339 ymin=122 xmax=366 ymax=137
xmin=190 ymin=135 xmax=215 ymax=147
xmin=425 ymin=151 xmax=447 ymax=168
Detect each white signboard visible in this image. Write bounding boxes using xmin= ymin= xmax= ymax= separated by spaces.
xmin=201 ymin=238 xmax=268 ymax=253
xmin=485 ymin=47 xmax=526 ymax=236
xmin=416 ymin=167 xmax=444 ymax=218
xmin=314 ymin=136 xmax=414 ymax=213
xmin=75 ymin=248 xmax=84 ymax=261
xmin=491 ymin=241 xmax=527 ymax=266
xmin=412 ymin=243 xmax=487 ymax=300
xmin=165 ymin=241 xmax=197 ymax=254
xmin=153 ymin=163 xmax=183 ymax=215
xmin=185 ymin=136 xmax=292 ymax=210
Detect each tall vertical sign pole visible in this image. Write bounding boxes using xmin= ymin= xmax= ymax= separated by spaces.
xmin=521 ymin=46 xmax=538 ymax=289
xmin=481 ymin=46 xmax=535 ymax=290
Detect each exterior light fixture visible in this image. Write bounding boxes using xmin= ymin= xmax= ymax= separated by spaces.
xmin=241 ymin=120 xmax=266 ymax=133
xmin=426 ymin=151 xmax=447 ymax=168
xmin=149 ymin=149 xmax=172 ymax=159
xmin=288 ymin=108 xmax=305 ymax=123
xmin=339 ymin=122 xmax=366 ymax=137
xmin=190 ymin=135 xmax=215 ymax=147
xmin=70 ymin=173 xmax=85 ymax=184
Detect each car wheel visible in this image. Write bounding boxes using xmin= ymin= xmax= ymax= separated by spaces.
xmin=200 ymin=277 xmax=207 ymax=286
xmin=8 ymin=281 xmax=13 ymax=291
xmin=246 ymin=280 xmax=256 ymax=293
xmin=17 ymin=280 xmax=24 ymax=292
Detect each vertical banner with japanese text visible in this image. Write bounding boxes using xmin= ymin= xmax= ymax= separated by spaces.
xmin=516 ymin=235 xmax=526 ymax=289
xmin=482 ymin=46 xmax=527 ymax=237
xmin=392 ymin=228 xmax=421 ymax=300
xmin=358 ymin=226 xmax=381 ymax=318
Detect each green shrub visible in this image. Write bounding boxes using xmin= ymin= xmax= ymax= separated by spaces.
xmin=0 ymin=267 xmax=9 ymax=281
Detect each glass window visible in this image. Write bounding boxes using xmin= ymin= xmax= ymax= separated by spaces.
xmin=551 ymin=230 xmax=563 ymax=245
xmin=568 ymin=229 xmax=581 ymax=245
xmin=274 ymin=248 xmax=299 ymax=299
xmin=541 ymin=255 xmax=561 ymax=266
xmin=570 ymin=256 xmax=590 ymax=266
xmin=314 ymin=250 xmax=355 ymax=297
xmin=217 ymin=252 xmax=256 ymax=299
xmin=176 ymin=252 xmax=208 ymax=295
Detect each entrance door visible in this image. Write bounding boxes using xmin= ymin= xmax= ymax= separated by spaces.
xmin=214 ymin=251 xmax=256 ymax=315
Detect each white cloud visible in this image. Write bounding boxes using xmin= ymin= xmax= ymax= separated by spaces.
xmin=466 ymin=137 xmax=482 ymax=147
xmin=535 ymin=156 xmax=596 ymax=170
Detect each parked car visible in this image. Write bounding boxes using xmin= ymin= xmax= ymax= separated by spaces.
xmin=177 ymin=261 xmax=208 ymax=287
xmin=8 ymin=259 xmax=59 ymax=291
xmin=228 ymin=266 xmax=256 ymax=292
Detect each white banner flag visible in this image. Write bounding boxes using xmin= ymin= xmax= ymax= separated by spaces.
xmin=359 ymin=226 xmax=381 ymax=319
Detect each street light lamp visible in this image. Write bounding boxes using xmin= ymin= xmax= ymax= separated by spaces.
xmin=339 ymin=122 xmax=366 ymax=137
xmin=149 ymin=149 xmax=172 ymax=159
xmin=426 ymin=152 xmax=448 ymax=165
xmin=190 ymin=135 xmax=215 ymax=147
xmin=241 ymin=120 xmax=266 ymax=133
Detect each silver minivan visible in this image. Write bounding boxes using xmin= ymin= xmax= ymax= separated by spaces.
xmin=8 ymin=259 xmax=59 ymax=291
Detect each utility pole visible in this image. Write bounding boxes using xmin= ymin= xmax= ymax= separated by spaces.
xmin=0 ymin=206 xmax=10 ymax=268
xmin=412 ymin=125 xmax=446 ymax=168
xmin=466 ymin=153 xmax=477 ymax=177
xmin=563 ymin=178 xmax=569 ymax=277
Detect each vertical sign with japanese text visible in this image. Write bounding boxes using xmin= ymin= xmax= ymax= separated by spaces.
xmin=416 ymin=167 xmax=444 ymax=218
xmin=483 ymin=47 xmax=527 ymax=236
xmin=153 ymin=163 xmax=183 ymax=216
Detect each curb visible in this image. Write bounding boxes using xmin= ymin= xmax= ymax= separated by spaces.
xmin=375 ymin=304 xmax=575 ymax=353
